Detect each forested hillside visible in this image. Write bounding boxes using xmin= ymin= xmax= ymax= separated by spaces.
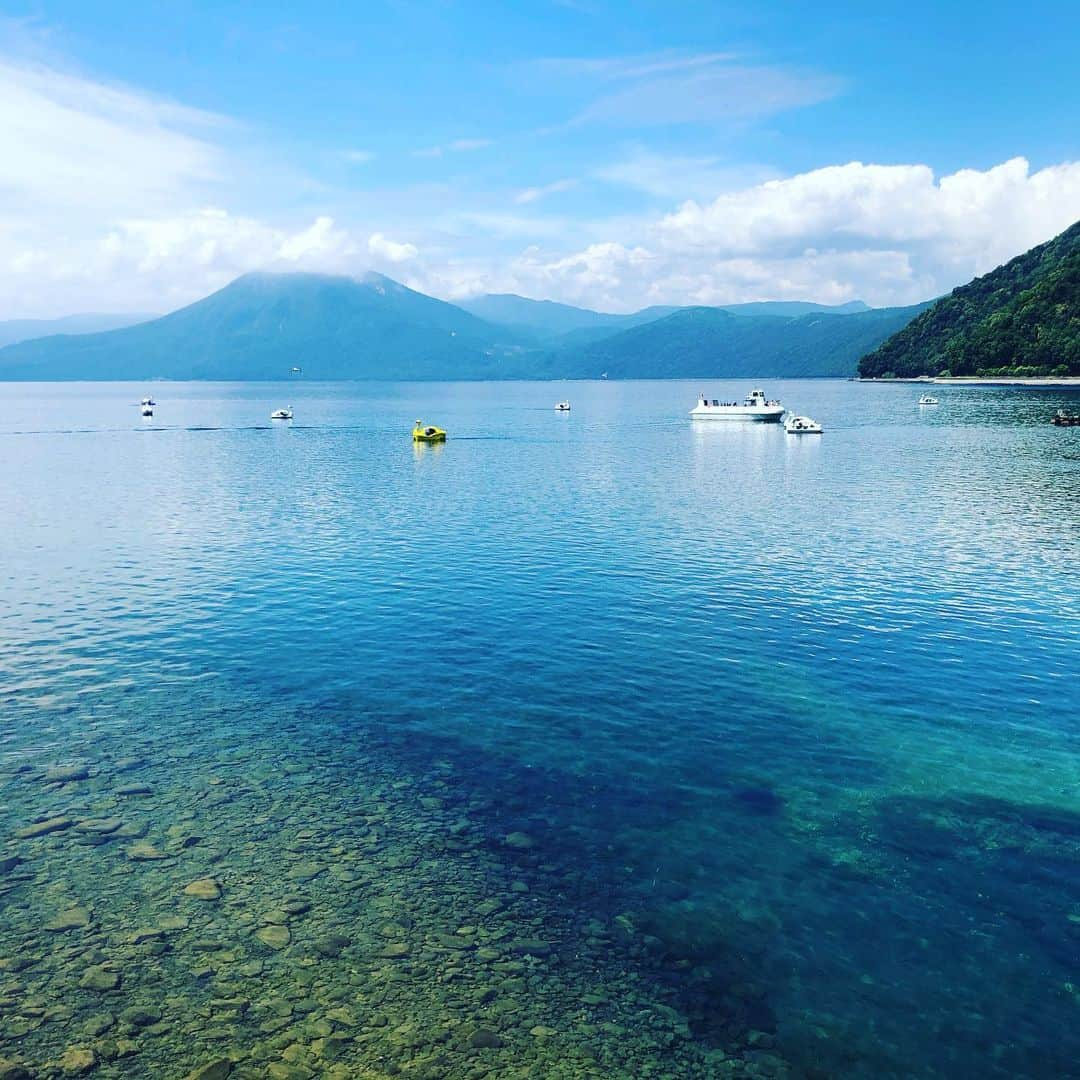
xmin=859 ymin=221 xmax=1080 ymax=378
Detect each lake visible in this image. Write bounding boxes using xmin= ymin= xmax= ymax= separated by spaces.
xmin=2 ymin=378 xmax=1079 ymax=1079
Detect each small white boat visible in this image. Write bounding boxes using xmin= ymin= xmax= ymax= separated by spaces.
xmin=555 ymin=400 xmax=571 ymax=412
xmin=270 ymin=408 xmax=294 ymax=420
xmin=141 ymin=406 xmax=153 ymax=417
xmin=691 ymin=389 xmax=785 ymax=422
xmin=918 ymin=395 xmax=940 ymax=405
xmin=140 ymin=397 xmax=156 ymax=406
xmin=785 ymin=414 xmax=822 ymax=434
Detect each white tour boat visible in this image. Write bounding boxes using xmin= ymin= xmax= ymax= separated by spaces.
xmin=918 ymin=395 xmax=940 ymax=405
xmin=270 ymin=407 xmax=294 ymax=420
xmin=555 ymin=400 xmax=571 ymax=412
xmin=690 ymin=389 xmax=785 ymax=422
xmin=785 ymin=414 xmax=823 ymax=434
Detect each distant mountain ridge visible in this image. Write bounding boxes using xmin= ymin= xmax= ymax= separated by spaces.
xmin=459 ymin=292 xmax=870 ymax=342
xmin=859 ymin=220 xmax=1080 ymax=378
xmin=0 ymin=272 xmax=524 ymax=381
xmin=0 ymin=312 xmax=156 ymax=349
xmin=543 ymin=303 xmax=931 ymax=379
xmin=0 ymin=272 xmax=921 ymax=381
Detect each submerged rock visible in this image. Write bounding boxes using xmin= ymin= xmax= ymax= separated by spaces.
xmin=75 ymin=819 xmax=123 ymax=835
xmin=82 ymin=1014 xmax=114 ymax=1037
xmin=44 ymin=764 xmax=90 ymax=783
xmin=313 ymin=934 xmax=349 ymax=958
xmin=510 ymin=937 xmax=553 ymax=957
xmin=15 ymin=816 xmax=73 ymax=839
xmin=57 ymin=1046 xmax=96 ymax=1075
xmin=183 ymin=878 xmax=222 ymax=901
xmin=256 ymin=925 xmax=291 ymax=950
xmin=183 ymin=1061 xmax=233 ymax=1080
xmin=126 ymin=841 xmax=167 ymax=861
xmin=79 ymin=966 xmax=120 ymax=991
xmin=118 ymin=1005 xmax=160 ymax=1028
xmin=44 ymin=906 xmax=92 ymax=932
xmin=504 ymin=831 xmax=536 ymax=850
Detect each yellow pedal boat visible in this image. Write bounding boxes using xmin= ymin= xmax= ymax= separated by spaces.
xmin=412 ymin=421 xmax=447 ymax=443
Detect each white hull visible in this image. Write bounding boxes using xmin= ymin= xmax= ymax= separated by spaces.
xmin=690 ymin=405 xmax=785 ymax=422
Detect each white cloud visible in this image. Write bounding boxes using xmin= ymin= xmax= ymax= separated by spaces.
xmin=1 ymin=44 xmax=1077 ymax=324
xmin=514 ymin=178 xmax=578 ymax=204
xmin=593 ymin=149 xmax=776 ymax=200
xmin=342 ymin=149 xmax=376 ymax=164
xmin=448 ymin=138 xmax=493 ymax=152
xmin=653 ymin=157 xmax=1080 ymax=299
xmin=527 ymin=51 xmax=842 ymax=129
xmin=412 ymin=137 xmax=493 ymax=158
xmin=367 ymin=232 xmax=418 ymax=263
xmin=0 ymin=57 xmax=222 ymax=215
xmin=411 ymin=158 xmax=1080 ymax=311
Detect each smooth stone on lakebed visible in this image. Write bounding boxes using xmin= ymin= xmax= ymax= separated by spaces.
xmin=15 ymin=816 xmax=73 ymax=839
xmin=435 ymin=933 xmax=475 ymax=951
xmin=255 ymin=925 xmax=291 ymax=950
xmin=44 ymin=906 xmax=92 ymax=932
xmin=313 ymin=935 xmax=349 ymax=958
xmin=184 ymin=1061 xmax=233 ymax=1080
xmin=126 ymin=841 xmax=168 ymax=861
xmin=119 ymin=1005 xmax=161 ymax=1028
xmin=57 ymin=1046 xmax=96 ymax=1075
xmin=183 ymin=878 xmax=222 ymax=901
xmin=510 ymin=938 xmax=553 ymax=957
xmin=82 ymin=1013 xmax=114 ymax=1037
xmin=504 ymin=831 xmax=535 ymax=850
xmin=377 ymin=942 xmax=410 ymax=959
xmin=79 ymin=966 xmax=120 ymax=991
xmin=285 ymin=861 xmax=323 ymax=883
xmin=468 ymin=1028 xmax=504 ymax=1049
xmin=116 ymin=784 xmax=153 ymax=796
xmin=75 ymin=818 xmax=123 ymax=834
xmin=44 ymin=765 xmax=90 ymax=783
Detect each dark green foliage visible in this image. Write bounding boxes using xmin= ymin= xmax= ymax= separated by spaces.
xmin=859 ymin=220 xmax=1080 ymax=378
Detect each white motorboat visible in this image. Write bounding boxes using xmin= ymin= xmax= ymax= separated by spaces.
xmin=785 ymin=414 xmax=822 ymax=434
xmin=140 ymin=397 xmax=156 ymax=406
xmin=918 ymin=395 xmax=940 ymax=405
xmin=690 ymin=389 xmax=785 ymax=422
xmin=141 ymin=406 xmax=153 ymax=417
xmin=555 ymin=400 xmax=571 ymax=412
xmin=270 ymin=408 xmax=294 ymax=420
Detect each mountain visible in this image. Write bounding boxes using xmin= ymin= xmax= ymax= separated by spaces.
xmin=0 ymin=312 xmax=156 ymax=349
xmin=859 ymin=221 xmax=1080 ymax=378
xmin=461 ymin=293 xmax=871 ymax=342
xmin=0 ymin=271 xmax=923 ymax=381
xmin=544 ymin=304 xmax=930 ymax=379
xmin=458 ymin=294 xmax=682 ymax=340
xmin=720 ymin=299 xmax=870 ymax=318
xmin=0 ymin=272 xmax=529 ymax=381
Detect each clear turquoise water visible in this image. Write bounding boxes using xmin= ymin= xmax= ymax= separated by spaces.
xmin=2 ymin=379 xmax=1079 ymax=1078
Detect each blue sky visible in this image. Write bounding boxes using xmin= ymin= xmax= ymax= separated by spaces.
xmin=1 ymin=1 xmax=1079 ymax=316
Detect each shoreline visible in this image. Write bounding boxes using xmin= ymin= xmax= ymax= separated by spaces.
xmin=858 ymin=376 xmax=1080 ymax=387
